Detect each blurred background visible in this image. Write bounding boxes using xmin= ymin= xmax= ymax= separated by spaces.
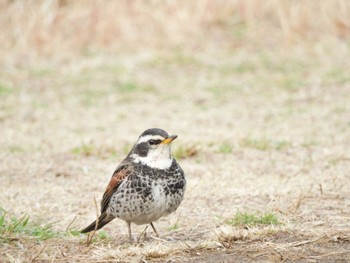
xmin=1 ymin=0 xmax=349 ymax=153
xmin=1 ymin=0 xmax=350 ymax=260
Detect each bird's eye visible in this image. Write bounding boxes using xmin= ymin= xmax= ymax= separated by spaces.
xmin=149 ymin=139 xmax=161 ymax=145
xmin=149 ymin=140 xmax=157 ymax=145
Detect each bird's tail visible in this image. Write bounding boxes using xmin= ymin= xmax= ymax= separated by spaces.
xmin=81 ymin=213 xmax=114 ymax=233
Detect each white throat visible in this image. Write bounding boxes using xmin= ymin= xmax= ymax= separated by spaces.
xmin=131 ymin=146 xmax=173 ymax=169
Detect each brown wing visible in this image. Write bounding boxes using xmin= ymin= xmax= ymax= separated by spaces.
xmin=100 ymin=164 xmax=131 ymax=213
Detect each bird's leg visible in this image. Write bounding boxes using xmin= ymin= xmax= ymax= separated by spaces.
xmin=127 ymin=221 xmax=133 ymax=243
xmin=150 ymin=222 xmax=159 ymax=237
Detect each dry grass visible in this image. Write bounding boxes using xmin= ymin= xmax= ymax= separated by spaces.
xmin=1 ymin=1 xmax=350 ymax=262
xmin=1 ymin=0 xmax=350 ymax=64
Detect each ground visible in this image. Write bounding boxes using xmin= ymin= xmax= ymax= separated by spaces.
xmin=1 ymin=2 xmax=350 ymax=260
xmin=1 ymin=46 xmax=350 ymax=262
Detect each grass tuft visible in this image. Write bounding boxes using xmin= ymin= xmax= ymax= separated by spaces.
xmin=96 ymin=230 xmax=108 ymax=240
xmin=71 ymin=143 xmax=95 ymax=156
xmin=173 ymin=145 xmax=198 ymax=159
xmin=71 ymin=143 xmax=118 ymax=158
xmin=0 ymin=208 xmax=57 ymax=241
xmin=225 ymin=212 xmax=280 ymax=227
xmin=216 ymin=142 xmax=233 ymax=154
xmin=0 ymin=208 xmax=85 ymax=242
xmin=167 ymin=223 xmax=180 ymax=231
xmin=0 ymin=83 xmax=13 ymax=96
xmin=240 ymin=138 xmax=291 ymax=151
xmin=118 ymin=82 xmax=139 ymax=93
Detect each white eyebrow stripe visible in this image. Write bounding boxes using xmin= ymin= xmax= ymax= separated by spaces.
xmin=137 ymin=135 xmax=165 ymax=144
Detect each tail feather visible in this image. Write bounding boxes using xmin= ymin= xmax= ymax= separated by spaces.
xmin=81 ymin=213 xmax=114 ymax=233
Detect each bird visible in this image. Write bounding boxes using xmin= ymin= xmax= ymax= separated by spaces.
xmin=81 ymin=128 xmax=186 ymax=243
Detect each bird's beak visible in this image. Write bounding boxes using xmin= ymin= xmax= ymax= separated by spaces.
xmin=161 ymin=135 xmax=178 ymax=144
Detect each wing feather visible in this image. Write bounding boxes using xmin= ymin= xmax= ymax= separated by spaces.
xmin=100 ymin=164 xmax=131 ymax=213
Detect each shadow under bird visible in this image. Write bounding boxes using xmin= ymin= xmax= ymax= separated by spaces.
xmin=81 ymin=128 xmax=186 ymax=243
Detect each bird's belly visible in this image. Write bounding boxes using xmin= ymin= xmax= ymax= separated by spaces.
xmin=132 ymin=197 xmax=169 ymax=225
xmin=108 ymin=183 xmax=183 ymax=225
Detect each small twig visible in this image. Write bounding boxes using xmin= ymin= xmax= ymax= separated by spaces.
xmin=86 ymin=197 xmax=99 ymax=246
xmin=309 ymin=250 xmax=350 ymax=259
xmin=289 ymin=237 xmax=323 ymax=247
xmin=181 ymin=241 xmax=193 ymax=249
xmin=288 ymin=191 xmax=304 ymax=213
xmin=65 ymin=215 xmax=77 ymax=232
xmin=30 ymin=244 xmax=47 ymax=263
xmin=137 ymin=225 xmax=149 ymax=243
xmin=319 ymin=184 xmax=323 ymax=195
xmin=149 ymin=235 xmax=167 ymax=242
xmin=294 ymin=192 xmax=303 ymax=211
xmin=252 ymin=251 xmax=270 ymax=259
xmin=50 ymin=251 xmax=57 ymax=263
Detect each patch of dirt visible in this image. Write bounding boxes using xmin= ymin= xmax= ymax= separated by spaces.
xmin=1 ymin=230 xmax=350 ymax=262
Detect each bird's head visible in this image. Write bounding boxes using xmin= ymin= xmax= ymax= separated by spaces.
xmin=129 ymin=128 xmax=178 ymax=169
